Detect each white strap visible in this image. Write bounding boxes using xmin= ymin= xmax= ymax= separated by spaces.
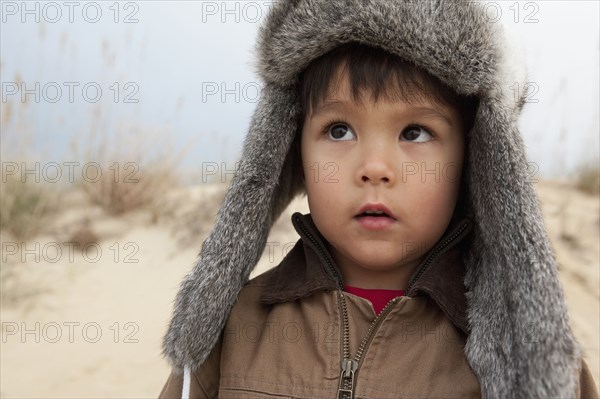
xmin=182 ymin=365 xmax=191 ymax=399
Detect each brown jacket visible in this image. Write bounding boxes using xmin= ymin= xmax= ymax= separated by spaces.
xmin=159 ymin=213 xmax=599 ymax=398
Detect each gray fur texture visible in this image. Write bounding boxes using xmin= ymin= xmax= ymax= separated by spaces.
xmin=162 ymin=1 xmax=581 ymax=397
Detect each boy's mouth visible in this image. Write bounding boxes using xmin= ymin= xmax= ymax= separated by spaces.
xmin=355 ymin=203 xmax=398 ymax=220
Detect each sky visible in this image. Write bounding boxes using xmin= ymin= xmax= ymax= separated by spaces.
xmin=1 ymin=0 xmax=599 ymax=181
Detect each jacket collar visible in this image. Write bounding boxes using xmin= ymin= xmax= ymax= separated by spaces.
xmin=260 ymin=212 xmax=473 ymax=335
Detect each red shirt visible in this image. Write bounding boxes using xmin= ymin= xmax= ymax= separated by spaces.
xmin=344 ymin=285 xmax=406 ymax=316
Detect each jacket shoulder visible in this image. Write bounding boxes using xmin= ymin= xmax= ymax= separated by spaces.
xmin=576 ymin=357 xmax=599 ymax=398
xmin=158 ymin=332 xmax=223 ymax=399
xmin=233 ymin=265 xmax=281 ymax=308
xmin=157 ymin=270 xmax=277 ymax=399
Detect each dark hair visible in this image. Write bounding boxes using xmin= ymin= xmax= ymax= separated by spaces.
xmin=291 ymin=42 xmax=478 ymax=220
xmin=299 ymin=42 xmax=479 ymax=129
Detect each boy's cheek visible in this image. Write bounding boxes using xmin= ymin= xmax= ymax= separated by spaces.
xmin=301 ymin=152 xmax=345 ymax=186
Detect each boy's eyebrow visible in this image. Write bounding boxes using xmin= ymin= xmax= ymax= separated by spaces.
xmin=409 ymin=106 xmax=454 ymax=128
xmin=312 ymin=100 xmax=454 ymax=128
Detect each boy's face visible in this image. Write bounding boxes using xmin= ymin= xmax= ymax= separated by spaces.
xmin=300 ymin=68 xmax=465 ymax=289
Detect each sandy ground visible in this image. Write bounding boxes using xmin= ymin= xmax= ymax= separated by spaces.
xmin=0 ymin=180 xmax=597 ymax=398
xmin=534 ymin=180 xmax=600 ymax=384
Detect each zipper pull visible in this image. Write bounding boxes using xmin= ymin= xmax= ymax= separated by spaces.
xmin=337 ymin=358 xmax=358 ymax=399
xmin=342 ymin=358 xmax=358 ymax=377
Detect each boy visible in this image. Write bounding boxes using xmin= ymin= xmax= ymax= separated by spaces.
xmin=160 ymin=1 xmax=599 ymax=398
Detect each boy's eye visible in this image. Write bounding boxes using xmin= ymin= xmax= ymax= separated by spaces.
xmin=400 ymin=125 xmax=434 ymax=143
xmin=326 ymin=123 xmax=356 ymax=141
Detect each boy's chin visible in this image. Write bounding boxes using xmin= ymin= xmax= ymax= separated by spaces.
xmin=350 ymin=252 xmax=418 ymax=271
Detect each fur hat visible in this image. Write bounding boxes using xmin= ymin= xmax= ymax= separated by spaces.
xmin=162 ymin=1 xmax=582 ymax=397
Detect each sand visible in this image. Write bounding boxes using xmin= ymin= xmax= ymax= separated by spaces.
xmin=0 ymin=180 xmax=597 ymax=397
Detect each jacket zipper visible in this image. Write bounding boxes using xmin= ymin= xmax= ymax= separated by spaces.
xmin=293 ymin=214 xmax=471 ymax=399
xmin=337 ymin=220 xmax=471 ymax=398
xmin=336 ymin=291 xmax=400 ymax=399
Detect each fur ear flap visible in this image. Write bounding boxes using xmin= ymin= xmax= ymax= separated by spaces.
xmin=268 ymin=89 xmax=305 ymax=225
xmin=162 ymin=83 xmax=302 ymax=372
xmin=427 ymin=0 xmax=444 ymax=16
xmin=462 ymin=96 xmax=582 ymax=397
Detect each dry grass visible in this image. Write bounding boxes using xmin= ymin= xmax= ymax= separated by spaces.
xmin=165 ymin=182 xmax=229 ymax=248
xmin=574 ymin=159 xmax=600 ymax=196
xmin=72 ymin=122 xmax=190 ymax=217
xmin=0 ymin=175 xmax=60 ymax=241
xmin=0 ymin=176 xmax=59 ymax=308
xmin=66 ymin=217 xmax=99 ymax=252
xmin=78 ymin=160 xmax=178 ymax=215
xmin=0 ymin=172 xmax=62 ymax=309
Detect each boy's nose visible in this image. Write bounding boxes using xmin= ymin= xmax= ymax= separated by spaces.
xmin=361 ymin=174 xmax=390 ymax=183
xmin=357 ymin=156 xmax=396 ymax=186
